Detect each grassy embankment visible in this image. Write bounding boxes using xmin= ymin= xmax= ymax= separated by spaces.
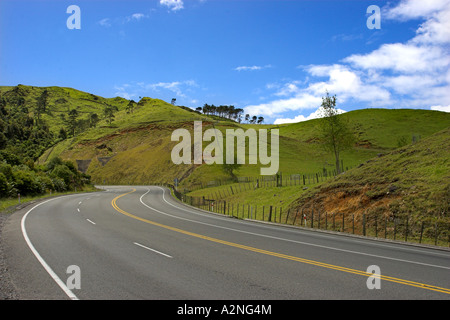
xmin=3 ymin=85 xmax=448 ymax=233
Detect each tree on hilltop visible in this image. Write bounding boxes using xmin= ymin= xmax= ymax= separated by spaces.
xmin=103 ymin=104 xmax=118 ymax=126
xmin=318 ymin=91 xmax=354 ymax=174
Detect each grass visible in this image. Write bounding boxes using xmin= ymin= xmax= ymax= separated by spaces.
xmin=0 ymin=184 xmax=100 ymax=213
xmin=4 ymin=85 xmax=449 ymax=212
xmin=288 ymin=126 xmax=450 ymax=223
xmin=40 ymin=105 xmax=449 ymax=193
xmin=2 ymin=85 xmax=449 ymax=246
xmin=186 ymin=178 xmax=324 ymax=223
xmin=181 ymin=126 xmax=450 ymax=246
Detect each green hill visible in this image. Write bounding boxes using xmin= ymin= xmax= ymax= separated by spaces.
xmin=2 ymin=85 xmax=449 ymax=196
xmin=2 ymin=84 xmax=448 ymax=245
xmin=286 ymin=127 xmax=450 ymax=243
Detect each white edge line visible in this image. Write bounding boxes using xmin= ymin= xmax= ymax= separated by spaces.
xmin=133 ymin=242 xmax=173 ymax=258
xmin=21 ymin=197 xmax=79 ymax=300
xmin=140 ymin=187 xmax=450 ymax=271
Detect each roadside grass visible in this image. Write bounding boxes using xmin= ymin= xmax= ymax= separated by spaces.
xmin=0 ymin=184 xmax=100 ymax=213
xmin=22 ymin=86 xmax=448 ymax=200
xmin=186 ymin=180 xmax=322 ymax=221
xmin=288 ymin=127 xmax=450 ymax=221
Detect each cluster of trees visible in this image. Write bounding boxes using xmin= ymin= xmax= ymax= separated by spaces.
xmin=0 ymin=90 xmax=55 ymax=161
xmin=195 ymin=104 xmax=264 ymax=124
xmin=196 ymin=104 xmax=244 ymax=121
xmin=59 ymin=103 xmax=119 ymax=139
xmin=0 ymin=155 xmax=90 ymax=198
xmin=0 ymin=87 xmax=92 ymax=199
xmin=244 ymin=114 xmax=265 ymax=124
xmin=0 ymin=87 xmax=123 ymax=163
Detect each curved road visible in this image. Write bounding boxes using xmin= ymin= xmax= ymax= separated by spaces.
xmin=3 ymin=186 xmax=450 ymax=300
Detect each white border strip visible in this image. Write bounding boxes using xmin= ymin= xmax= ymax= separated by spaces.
xmin=133 ymin=242 xmax=173 ymax=258
xmin=140 ymin=187 xmax=450 ymax=270
xmin=21 ymin=197 xmax=79 ymax=300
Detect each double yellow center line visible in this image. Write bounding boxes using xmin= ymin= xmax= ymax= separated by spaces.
xmin=112 ymin=189 xmax=450 ymax=295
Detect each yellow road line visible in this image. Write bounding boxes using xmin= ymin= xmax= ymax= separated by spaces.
xmin=112 ymin=189 xmax=450 ymax=295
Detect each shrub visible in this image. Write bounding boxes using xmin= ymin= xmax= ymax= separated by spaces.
xmin=12 ymin=168 xmax=41 ymax=196
xmin=0 ymin=172 xmax=7 ymax=196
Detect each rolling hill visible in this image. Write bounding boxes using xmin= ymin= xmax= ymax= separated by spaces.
xmin=1 ymin=85 xmax=449 ymax=217
xmin=288 ymin=126 xmax=450 ymax=218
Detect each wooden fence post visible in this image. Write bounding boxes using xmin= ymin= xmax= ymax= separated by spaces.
xmin=363 ymin=213 xmax=366 ymax=236
xmin=352 ymin=214 xmax=355 ymax=234
xmin=385 ymin=217 xmax=387 ymax=239
xmin=394 ymin=218 xmax=397 ymax=241
xmin=293 ymin=210 xmax=299 ymax=225
xmin=333 ymin=212 xmax=335 ymax=230
xmin=318 ymin=210 xmax=321 ymax=229
xmin=435 ymin=222 xmax=438 ymax=246
xmin=405 ymin=215 xmax=409 ymax=242
xmin=375 ymin=215 xmax=378 ymax=237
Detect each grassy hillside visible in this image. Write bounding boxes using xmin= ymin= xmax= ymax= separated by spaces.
xmin=288 ymin=126 xmax=450 ymax=229
xmin=186 ymin=126 xmax=450 ymax=219
xmin=0 ymin=84 xmax=129 ymax=132
xmin=185 ymin=127 xmax=449 ymax=246
xmin=2 ymin=85 xmax=449 ymax=195
xmin=2 ymin=84 xmax=448 ymax=245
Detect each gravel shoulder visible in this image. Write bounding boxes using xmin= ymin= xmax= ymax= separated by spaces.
xmin=0 ymin=205 xmax=20 ymax=300
xmin=0 ymin=200 xmax=43 ymax=300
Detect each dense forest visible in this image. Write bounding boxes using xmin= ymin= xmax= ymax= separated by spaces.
xmin=0 ymin=85 xmax=266 ymax=199
xmin=0 ymin=86 xmax=91 ymax=198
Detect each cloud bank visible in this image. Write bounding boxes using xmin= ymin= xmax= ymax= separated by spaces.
xmin=245 ymin=0 xmax=450 ymax=124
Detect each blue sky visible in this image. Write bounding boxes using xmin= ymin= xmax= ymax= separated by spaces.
xmin=1 ymin=0 xmax=449 ymax=124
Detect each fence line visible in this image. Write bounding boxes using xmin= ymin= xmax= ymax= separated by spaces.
xmin=180 ymin=168 xmax=353 ymax=195
xmin=164 ymin=183 xmax=449 ymax=248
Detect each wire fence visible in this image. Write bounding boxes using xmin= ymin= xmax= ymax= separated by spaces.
xmin=178 ymin=168 xmax=353 ymax=195
xmin=167 ymin=184 xmax=450 ymax=248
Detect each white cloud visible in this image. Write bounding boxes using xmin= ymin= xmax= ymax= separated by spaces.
xmin=114 ymin=84 xmax=134 ymax=100
xmin=384 ymin=0 xmax=450 ymax=20
xmin=160 ymin=0 xmax=184 ymax=11
xmin=98 ymin=18 xmax=111 ymax=27
xmin=245 ymin=93 xmax=322 ymax=117
xmin=274 ymin=107 xmax=347 ymax=125
xmin=412 ymin=6 xmax=450 ymax=45
xmin=139 ymin=80 xmax=198 ymax=98
xmin=127 ymin=13 xmax=148 ymax=21
xmin=305 ymin=64 xmax=391 ymax=103
xmin=245 ymin=64 xmax=391 ymax=119
xmin=430 ymin=105 xmax=450 ymax=112
xmin=273 ymin=81 xmax=303 ymax=97
xmin=98 ymin=13 xmax=149 ymax=27
xmin=381 ymin=74 xmax=443 ymax=95
xmin=343 ymin=43 xmax=449 ymax=74
xmin=114 ymin=80 xmax=199 ymax=101
xmin=383 ymin=0 xmax=450 ymax=45
xmin=234 ymin=65 xmax=272 ymax=72
xmin=245 ymin=0 xmax=450 ymax=121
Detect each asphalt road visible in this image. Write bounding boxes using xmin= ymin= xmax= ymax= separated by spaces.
xmin=2 ymin=185 xmax=450 ymax=300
